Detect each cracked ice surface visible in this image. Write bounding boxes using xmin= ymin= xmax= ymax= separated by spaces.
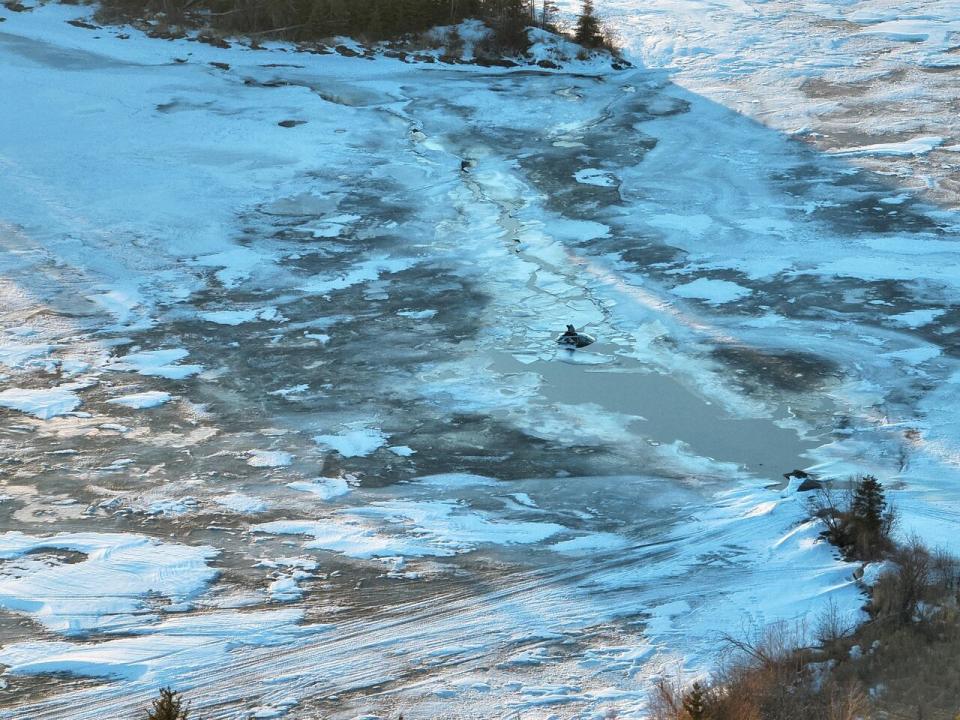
xmin=2 ymin=1 xmax=960 ymax=718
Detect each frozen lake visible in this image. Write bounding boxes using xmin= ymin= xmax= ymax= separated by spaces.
xmin=1 ymin=1 xmax=960 ymax=718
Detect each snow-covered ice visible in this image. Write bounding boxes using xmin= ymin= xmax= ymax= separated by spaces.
xmin=3 ymin=0 xmax=960 ymax=717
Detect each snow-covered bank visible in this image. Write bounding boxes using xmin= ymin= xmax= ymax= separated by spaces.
xmin=1 ymin=1 xmax=960 ymax=718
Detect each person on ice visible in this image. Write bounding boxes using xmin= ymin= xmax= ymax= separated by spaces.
xmin=556 ymin=324 xmax=595 ymax=348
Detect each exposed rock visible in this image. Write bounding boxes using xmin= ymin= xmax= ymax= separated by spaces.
xmin=67 ymin=18 xmax=100 ymax=29
xmin=278 ymin=119 xmax=307 ymax=128
xmin=197 ymin=33 xmax=230 ymax=49
xmin=797 ymin=477 xmax=824 ymax=492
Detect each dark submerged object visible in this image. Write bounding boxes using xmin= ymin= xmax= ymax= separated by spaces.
xmin=556 ymin=324 xmax=595 ymax=349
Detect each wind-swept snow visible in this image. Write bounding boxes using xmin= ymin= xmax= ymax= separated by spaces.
xmin=0 ymin=532 xmax=218 ymax=635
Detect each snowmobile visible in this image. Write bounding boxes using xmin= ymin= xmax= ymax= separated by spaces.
xmin=556 ymin=324 xmax=595 ymax=349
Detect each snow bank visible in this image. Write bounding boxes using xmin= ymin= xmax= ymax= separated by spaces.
xmin=0 ymin=386 xmax=81 ymax=419
xmin=0 ymin=609 xmax=312 ymax=683
xmin=0 ymin=532 xmax=219 ymax=635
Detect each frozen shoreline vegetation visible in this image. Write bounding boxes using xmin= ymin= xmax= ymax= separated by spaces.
xmin=2 ymin=0 xmax=960 ymax=717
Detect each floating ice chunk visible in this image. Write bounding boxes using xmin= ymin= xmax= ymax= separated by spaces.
xmin=269 ymin=384 xmax=309 ymax=397
xmin=346 ymin=500 xmax=565 ymax=552
xmin=200 ymin=307 xmax=279 ymax=325
xmin=88 ymin=289 xmax=151 ymax=329
xmin=300 ymin=256 xmax=416 ymax=296
xmin=550 ymin=532 xmax=631 ymax=554
xmin=672 ymin=277 xmax=752 ymax=305
xmin=146 ymin=497 xmax=199 ymax=516
xmin=0 ymin=531 xmax=218 ymax=635
xmin=413 ymin=473 xmax=500 ymax=487
xmin=215 ymin=493 xmax=269 ymax=514
xmin=883 ymin=345 xmax=941 ymax=364
xmin=397 ymin=309 xmax=437 ymax=320
xmin=506 ymin=492 xmax=538 ymax=508
xmin=267 ymin=575 xmax=303 ymax=603
xmin=0 ymin=340 xmax=52 ymax=369
xmin=829 ymin=136 xmax=944 ymax=157
xmin=314 ymin=428 xmax=387 ymax=457
xmin=388 ymin=445 xmax=416 ymax=457
xmin=248 ymin=450 xmax=294 ymax=468
xmin=287 ymin=477 xmax=351 ymax=501
xmin=110 ymin=348 xmax=202 ymax=379
xmin=107 ymin=391 xmax=171 ymax=409
xmin=888 ymin=308 xmax=945 ymax=329
xmin=194 ymin=246 xmax=272 ymax=288
xmin=252 ymin=519 xmax=453 ymax=559
xmin=647 ymin=212 xmax=714 ymax=237
xmin=0 ymin=386 xmax=81 ymax=419
xmin=573 ymin=168 xmax=619 ymax=187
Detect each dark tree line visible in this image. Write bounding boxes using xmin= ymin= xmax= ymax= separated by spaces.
xmin=99 ymin=0 xmax=611 ymax=53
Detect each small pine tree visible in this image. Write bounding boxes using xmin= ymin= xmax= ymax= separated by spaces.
xmin=851 ymin=475 xmax=893 ymax=558
xmin=851 ymin=475 xmax=886 ymax=535
xmin=574 ymin=0 xmax=604 ymax=48
xmin=682 ymin=681 xmax=709 ymax=720
xmin=146 ymin=688 xmax=189 ymax=720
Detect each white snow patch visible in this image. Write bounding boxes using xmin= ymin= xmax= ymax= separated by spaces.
xmin=888 ymin=308 xmax=945 ymax=329
xmin=286 ymin=477 xmax=351 ymax=501
xmin=247 ymin=450 xmax=294 ymax=468
xmin=829 ymin=136 xmax=944 ymax=157
xmin=573 ymin=168 xmax=619 ymax=187
xmin=671 ymin=277 xmax=753 ymax=305
xmin=0 ymin=532 xmax=218 ymax=635
xmin=0 ymin=386 xmax=82 ymax=419
xmin=106 ymin=391 xmax=171 ymax=409
xmin=313 ymin=428 xmax=387 ymax=457
xmin=200 ymin=307 xmax=279 ymax=325
xmin=110 ymin=349 xmax=202 ymax=380
xmin=214 ymin=493 xmax=270 ymax=514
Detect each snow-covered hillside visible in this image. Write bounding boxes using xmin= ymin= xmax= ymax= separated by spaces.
xmin=1 ymin=1 xmax=959 ymax=718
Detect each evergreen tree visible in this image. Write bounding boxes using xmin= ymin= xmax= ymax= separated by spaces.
xmin=852 ymin=475 xmax=886 ymax=536
xmin=683 ymin=682 xmax=709 ymax=720
xmin=146 ymin=688 xmax=189 ymax=720
xmin=574 ymin=0 xmax=604 ymax=48
xmin=850 ymin=474 xmax=893 ymax=558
